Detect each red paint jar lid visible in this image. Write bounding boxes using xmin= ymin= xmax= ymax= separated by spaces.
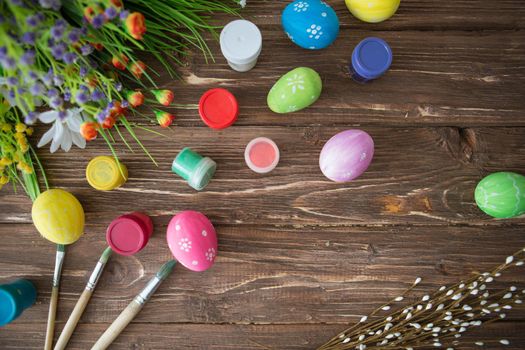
xmin=106 ymin=212 xmax=153 ymax=256
xmin=198 ymin=88 xmax=239 ymax=129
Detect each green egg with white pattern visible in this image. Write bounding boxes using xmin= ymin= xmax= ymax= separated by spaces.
xmin=267 ymin=67 xmax=322 ymax=113
xmin=475 ymin=172 xmax=525 ymax=218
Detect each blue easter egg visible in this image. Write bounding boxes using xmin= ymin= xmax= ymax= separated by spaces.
xmin=282 ymin=0 xmax=339 ymax=50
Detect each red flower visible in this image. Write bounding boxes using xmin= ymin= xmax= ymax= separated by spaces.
xmin=129 ymin=61 xmax=146 ymax=79
xmin=101 ymin=116 xmax=117 ymax=129
xmin=84 ymin=7 xmax=95 ymax=22
xmin=80 ymin=122 xmax=99 ymax=141
xmin=125 ymin=90 xmax=144 ymax=107
xmin=125 ymin=12 xmax=146 ymax=40
xmin=154 ymin=109 xmax=175 ymax=128
xmin=111 ymin=54 xmax=129 ymax=70
xmin=110 ymin=0 xmax=123 ymax=8
xmin=151 ymin=89 xmax=174 ymax=106
xmin=90 ymin=42 xmax=104 ymax=51
xmin=111 ymin=101 xmax=127 ymax=116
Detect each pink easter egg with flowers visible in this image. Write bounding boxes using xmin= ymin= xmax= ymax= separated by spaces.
xmin=166 ymin=211 xmax=218 ymax=272
xmin=319 ymin=129 xmax=374 ymax=182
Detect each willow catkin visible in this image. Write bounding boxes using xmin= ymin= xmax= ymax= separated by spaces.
xmin=318 ymin=248 xmax=525 ymax=350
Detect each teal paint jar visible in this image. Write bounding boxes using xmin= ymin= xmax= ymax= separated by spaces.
xmin=172 ymin=148 xmax=217 ymax=191
xmin=0 ymin=279 xmax=37 ymax=327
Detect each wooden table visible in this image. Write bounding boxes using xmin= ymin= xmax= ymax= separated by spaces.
xmin=1 ymin=1 xmax=524 ymax=349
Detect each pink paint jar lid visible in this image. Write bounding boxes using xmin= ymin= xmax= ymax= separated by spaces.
xmin=244 ymin=137 xmax=280 ymax=174
xmin=106 ymin=212 xmax=153 ymax=256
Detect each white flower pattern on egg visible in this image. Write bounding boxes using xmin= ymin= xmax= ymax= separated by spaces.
xmin=178 ymin=238 xmax=192 ymax=252
xmin=293 ymin=1 xmax=309 ymax=12
xmin=205 ymin=247 xmax=216 ymax=261
xmin=202 ymin=230 xmax=207 ymax=237
xmin=306 ymin=24 xmax=323 ymax=40
xmin=360 ymin=152 xmax=367 ymax=161
xmin=286 ymin=73 xmax=305 ymax=94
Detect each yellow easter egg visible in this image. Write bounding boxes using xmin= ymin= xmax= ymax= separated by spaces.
xmin=31 ymin=189 xmax=85 ymax=245
xmin=345 ymin=0 xmax=401 ymax=23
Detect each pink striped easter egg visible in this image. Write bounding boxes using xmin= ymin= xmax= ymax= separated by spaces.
xmin=319 ymin=129 xmax=374 ymax=182
xmin=166 ymin=211 xmax=218 ymax=272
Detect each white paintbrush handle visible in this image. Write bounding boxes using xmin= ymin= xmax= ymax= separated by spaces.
xmin=90 ymin=300 xmax=143 ymax=350
xmin=53 ymin=289 xmax=93 ymax=350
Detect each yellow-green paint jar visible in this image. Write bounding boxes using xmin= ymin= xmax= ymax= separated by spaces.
xmin=345 ymin=0 xmax=400 ymax=23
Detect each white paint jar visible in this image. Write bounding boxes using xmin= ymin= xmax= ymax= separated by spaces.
xmin=220 ymin=20 xmax=262 ymax=72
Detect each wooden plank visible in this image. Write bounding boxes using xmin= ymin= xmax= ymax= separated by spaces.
xmin=1 ymin=322 xmax=524 ymax=350
xmin=145 ymin=30 xmax=525 ymax=126
xmin=244 ymin=0 xmax=525 ymax=31
xmin=0 ymin=224 xmax=523 ymax=325
xmin=1 ymin=127 xmax=524 ymax=226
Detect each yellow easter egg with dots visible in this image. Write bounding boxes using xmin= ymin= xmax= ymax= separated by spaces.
xmin=31 ymin=189 xmax=85 ymax=245
xmin=345 ymin=0 xmax=401 ymax=23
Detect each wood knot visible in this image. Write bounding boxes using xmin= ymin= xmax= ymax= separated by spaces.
xmin=435 ymin=127 xmax=479 ymax=165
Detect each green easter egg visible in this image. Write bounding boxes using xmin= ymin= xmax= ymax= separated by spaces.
xmin=267 ymin=67 xmax=322 ymax=113
xmin=475 ymin=172 xmax=525 ymax=218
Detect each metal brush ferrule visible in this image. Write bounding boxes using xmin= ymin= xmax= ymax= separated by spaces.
xmin=86 ymin=260 xmax=107 ymax=290
xmin=134 ymin=276 xmax=162 ymax=305
xmin=53 ymin=249 xmax=66 ymax=287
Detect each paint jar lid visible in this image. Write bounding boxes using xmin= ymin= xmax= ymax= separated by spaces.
xmin=198 ymin=88 xmax=239 ymax=129
xmin=220 ymin=20 xmax=262 ymax=65
xmin=244 ymin=137 xmax=280 ymax=174
xmin=86 ymin=156 xmax=128 ymax=191
xmin=106 ymin=213 xmax=153 ymax=256
xmin=351 ymin=37 xmax=392 ymax=80
xmin=0 ymin=288 xmax=17 ymax=326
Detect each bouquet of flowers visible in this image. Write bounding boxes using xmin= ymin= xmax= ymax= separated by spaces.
xmin=0 ymin=0 xmax=243 ymax=195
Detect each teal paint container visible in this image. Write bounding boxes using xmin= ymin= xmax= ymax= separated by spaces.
xmin=0 ymin=279 xmax=37 ymax=326
xmin=171 ymin=148 xmax=217 ymax=191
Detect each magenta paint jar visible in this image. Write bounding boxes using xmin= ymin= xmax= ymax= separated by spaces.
xmin=106 ymin=212 xmax=153 ymax=256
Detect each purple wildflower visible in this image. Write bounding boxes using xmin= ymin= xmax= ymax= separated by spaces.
xmin=55 ymin=19 xmax=67 ymax=28
xmin=75 ymin=91 xmax=89 ymax=104
xmin=10 ymin=0 xmax=24 ymax=6
xmin=42 ymin=70 xmax=54 ymax=86
xmin=91 ymin=89 xmax=104 ymax=101
xmin=29 ymin=82 xmax=45 ymax=95
xmin=36 ymin=13 xmax=45 ymax=22
xmin=79 ymin=66 xmax=88 ymax=77
xmin=80 ymin=26 xmax=88 ymax=35
xmin=6 ymin=77 xmax=18 ymax=87
xmin=49 ymin=97 xmax=63 ymax=109
xmin=51 ymin=43 xmax=66 ymax=60
xmin=63 ymin=52 xmax=77 ymax=64
xmin=96 ymin=111 xmax=107 ymax=123
xmin=50 ymin=25 xmax=65 ymax=40
xmin=17 ymin=87 xmax=25 ymax=94
xmin=26 ymin=15 xmax=40 ymax=27
xmin=24 ymin=112 xmax=38 ymax=125
xmin=52 ymin=75 xmax=64 ymax=87
xmin=28 ymin=71 xmax=39 ymax=81
xmin=119 ymin=10 xmax=129 ymax=21
xmin=80 ymin=44 xmax=94 ymax=56
xmin=64 ymin=90 xmax=71 ymax=101
xmin=91 ymin=15 xmax=105 ymax=29
xmin=21 ymin=50 xmax=35 ymax=66
xmin=105 ymin=7 xmax=118 ymax=19
xmin=108 ymin=101 xmax=115 ymax=109
xmin=47 ymin=88 xmax=58 ymax=98
xmin=115 ymin=81 xmax=122 ymax=91
xmin=79 ymin=85 xmax=88 ymax=91
xmin=67 ymin=28 xmax=81 ymax=43
xmin=22 ymin=32 xmax=36 ymax=45
xmin=0 ymin=47 xmax=6 ymax=58
xmin=58 ymin=111 xmax=68 ymax=121
xmin=8 ymin=90 xmax=15 ymax=100
xmin=1 ymin=57 xmax=16 ymax=70
xmin=121 ymin=100 xmax=129 ymax=108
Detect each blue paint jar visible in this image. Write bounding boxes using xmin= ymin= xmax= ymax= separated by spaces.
xmin=0 ymin=279 xmax=37 ymax=327
xmin=349 ymin=37 xmax=392 ymax=83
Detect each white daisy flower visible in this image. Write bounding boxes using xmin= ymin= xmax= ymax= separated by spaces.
xmin=37 ymin=108 xmax=86 ymax=153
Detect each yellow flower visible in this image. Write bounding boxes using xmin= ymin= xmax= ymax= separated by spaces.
xmin=0 ymin=157 xmax=12 ymax=166
xmin=0 ymin=175 xmax=8 ymax=185
xmin=15 ymin=123 xmax=27 ymax=133
xmin=2 ymin=124 xmax=12 ymax=132
xmin=26 ymin=127 xmax=34 ymax=136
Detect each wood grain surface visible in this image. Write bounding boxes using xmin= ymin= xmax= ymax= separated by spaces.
xmin=1 ymin=1 xmax=525 ymax=349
